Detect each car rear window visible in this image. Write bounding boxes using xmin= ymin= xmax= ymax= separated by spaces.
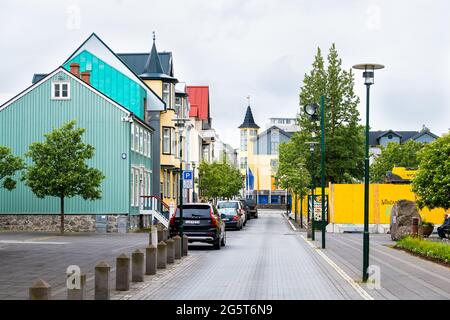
xmin=175 ymin=205 xmax=211 ymax=217
xmin=217 ymin=202 xmax=239 ymax=209
xmin=245 ymin=199 xmax=255 ymax=205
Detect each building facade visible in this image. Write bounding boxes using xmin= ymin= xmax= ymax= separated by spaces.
xmin=0 ymin=67 xmax=154 ymax=232
xmin=238 ymin=106 xmax=298 ymax=205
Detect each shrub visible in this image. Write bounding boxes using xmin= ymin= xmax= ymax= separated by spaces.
xmin=395 ymin=236 xmax=450 ymax=264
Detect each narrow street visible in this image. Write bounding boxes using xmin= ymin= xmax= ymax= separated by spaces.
xmin=123 ymin=210 xmax=364 ymax=300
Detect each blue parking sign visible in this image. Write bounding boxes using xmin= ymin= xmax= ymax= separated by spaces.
xmin=183 ymin=170 xmax=193 ymax=180
xmin=183 ymin=170 xmax=193 ymax=189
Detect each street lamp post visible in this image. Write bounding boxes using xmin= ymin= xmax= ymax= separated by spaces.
xmin=304 ymin=98 xmax=326 ymax=248
xmin=305 ymin=141 xmax=318 ymax=240
xmin=192 ymin=162 xmax=196 ymax=202
xmin=172 ymin=117 xmax=191 ymax=252
xmin=352 ymin=63 xmax=385 ymax=282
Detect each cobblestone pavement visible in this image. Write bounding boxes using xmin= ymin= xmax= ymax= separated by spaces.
xmin=305 ymin=229 xmax=450 ymax=300
xmin=115 ymin=210 xmax=365 ymax=300
xmin=0 ymin=231 xmax=150 ymax=299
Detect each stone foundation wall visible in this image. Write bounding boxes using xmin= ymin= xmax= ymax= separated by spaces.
xmin=0 ymin=214 xmax=152 ymax=233
xmin=0 ymin=215 xmax=96 ymax=232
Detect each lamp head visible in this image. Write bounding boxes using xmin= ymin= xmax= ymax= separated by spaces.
xmin=352 ymin=64 xmax=384 ymax=86
xmin=304 ymin=103 xmax=319 ymax=117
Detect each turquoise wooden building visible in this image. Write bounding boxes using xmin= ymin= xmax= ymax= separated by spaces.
xmin=0 ymin=66 xmax=153 ymax=232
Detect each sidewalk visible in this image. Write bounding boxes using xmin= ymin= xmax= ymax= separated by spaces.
xmin=289 ymin=217 xmax=450 ymax=300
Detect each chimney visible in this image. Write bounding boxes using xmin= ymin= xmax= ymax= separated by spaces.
xmin=69 ymin=63 xmax=80 ymax=78
xmin=81 ymin=71 xmax=91 ymax=85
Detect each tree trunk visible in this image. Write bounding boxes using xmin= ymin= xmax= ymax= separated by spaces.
xmin=60 ymin=196 xmax=65 ymax=235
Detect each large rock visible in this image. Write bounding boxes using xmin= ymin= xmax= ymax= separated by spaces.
xmin=390 ymin=200 xmax=421 ymax=241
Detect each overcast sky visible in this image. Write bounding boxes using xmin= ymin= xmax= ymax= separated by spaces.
xmin=1 ymin=0 xmax=449 ymax=149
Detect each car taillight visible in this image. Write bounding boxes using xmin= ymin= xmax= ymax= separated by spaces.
xmin=232 ymin=215 xmax=239 ymax=221
xmin=169 ymin=208 xmax=176 ymax=226
xmin=210 ymin=208 xmax=218 ymax=227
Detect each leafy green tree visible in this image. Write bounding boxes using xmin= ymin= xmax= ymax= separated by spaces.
xmin=370 ymin=140 xmax=424 ymax=183
xmin=198 ymin=161 xmax=244 ymax=203
xmin=297 ymin=44 xmax=365 ymax=184
xmin=23 ymin=121 xmax=105 ymax=234
xmin=275 ymin=140 xmax=311 ymax=197
xmin=412 ymin=133 xmax=450 ymax=210
xmin=0 ymin=146 xmax=25 ymax=190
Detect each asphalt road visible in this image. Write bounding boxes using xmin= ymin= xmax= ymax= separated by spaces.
xmin=2 ymin=209 xmax=448 ymax=300
xmin=123 ymin=210 xmax=364 ymax=300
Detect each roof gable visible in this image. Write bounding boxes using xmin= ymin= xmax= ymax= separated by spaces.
xmin=187 ymin=86 xmax=210 ymax=120
xmin=1 ymin=68 xmax=130 ymax=115
xmin=63 ymin=33 xmax=165 ymax=111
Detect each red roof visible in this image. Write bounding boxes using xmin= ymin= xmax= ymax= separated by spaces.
xmin=187 ymin=86 xmax=209 ymax=120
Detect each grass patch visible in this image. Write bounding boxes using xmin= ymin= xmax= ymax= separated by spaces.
xmin=395 ymin=236 xmax=450 ymax=266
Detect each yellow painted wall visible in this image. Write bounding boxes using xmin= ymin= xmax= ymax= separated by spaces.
xmin=294 ymin=184 xmax=446 ymax=225
xmin=145 ymin=80 xmax=162 ymax=98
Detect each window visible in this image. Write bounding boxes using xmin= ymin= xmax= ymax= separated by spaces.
xmin=240 ymin=130 xmax=248 ymax=152
xmin=175 ymin=96 xmax=182 ymax=115
xmin=131 ymin=124 xmax=135 ymax=151
xmin=166 ymin=172 xmax=171 ymax=198
xmin=173 ymin=173 xmax=177 ymax=200
xmin=139 ymin=128 xmax=144 ymax=154
xmin=240 ymin=157 xmax=248 ymax=170
xmin=131 ymin=168 xmax=135 ymax=206
xmin=52 ymin=82 xmax=70 ymax=100
xmin=271 ymin=129 xmax=279 ymax=154
xmin=143 ymin=131 xmax=147 ymax=156
xmin=163 ymin=127 xmax=171 ymax=154
xmin=163 ymin=83 xmax=171 ymax=107
xmin=163 ymin=171 xmax=167 ymax=197
xmin=250 ymin=129 xmax=257 ymax=136
xmin=135 ymin=125 xmax=139 ymax=152
xmin=148 ymin=132 xmax=152 ymax=157
xmin=135 ymin=168 xmax=139 ymax=207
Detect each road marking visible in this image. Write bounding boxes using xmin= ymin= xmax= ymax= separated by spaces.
xmin=300 ymin=235 xmax=374 ymax=300
xmin=287 ymin=219 xmax=297 ymax=231
xmin=280 ymin=213 xmax=374 ymax=300
xmin=0 ymin=240 xmax=68 ymax=245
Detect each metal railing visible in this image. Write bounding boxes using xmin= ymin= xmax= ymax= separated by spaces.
xmin=140 ymin=196 xmax=171 ymax=228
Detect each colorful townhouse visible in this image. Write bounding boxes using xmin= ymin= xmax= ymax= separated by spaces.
xmin=117 ymin=35 xmax=185 ymax=207
xmin=238 ymin=105 xmax=299 ymax=206
xmin=0 ymin=33 xmax=166 ymax=232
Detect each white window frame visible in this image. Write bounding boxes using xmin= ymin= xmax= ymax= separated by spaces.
xmin=162 ymin=127 xmax=171 ymax=155
xmin=131 ymin=168 xmax=135 ymax=207
xmin=148 ymin=132 xmax=152 ymax=158
xmin=163 ymin=83 xmax=171 ymax=108
xmin=131 ymin=124 xmax=135 ymax=151
xmin=135 ymin=168 xmax=139 ymax=207
xmin=135 ymin=125 xmax=139 ymax=152
xmin=139 ymin=128 xmax=144 ymax=154
xmin=51 ymin=81 xmax=71 ymax=100
xmin=143 ymin=131 xmax=147 ymax=156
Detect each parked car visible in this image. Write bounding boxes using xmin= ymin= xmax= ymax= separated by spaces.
xmin=245 ymin=198 xmax=258 ymax=218
xmin=217 ymin=200 xmax=245 ymax=230
xmin=169 ymin=203 xmax=226 ymax=250
xmin=239 ymin=199 xmax=251 ymax=224
xmin=438 ymin=214 xmax=450 ymax=239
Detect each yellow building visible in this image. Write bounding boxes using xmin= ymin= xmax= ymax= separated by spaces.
xmin=120 ymin=35 xmax=184 ymax=207
xmin=238 ymin=106 xmax=297 ymax=205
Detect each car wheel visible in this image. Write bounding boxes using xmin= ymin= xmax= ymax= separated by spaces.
xmin=213 ymin=238 xmax=221 ymax=250
xmin=221 ymin=232 xmax=226 ymax=247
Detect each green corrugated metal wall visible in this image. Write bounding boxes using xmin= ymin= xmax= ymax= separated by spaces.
xmin=0 ymin=70 xmax=131 ymax=214
xmin=63 ymin=50 xmax=147 ymax=121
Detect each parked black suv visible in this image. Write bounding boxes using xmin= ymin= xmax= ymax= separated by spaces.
xmin=245 ymin=198 xmax=258 ymax=218
xmin=169 ymin=203 xmax=226 ymax=250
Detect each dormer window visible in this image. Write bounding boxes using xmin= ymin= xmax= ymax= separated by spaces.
xmin=52 ymin=82 xmax=70 ymax=100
